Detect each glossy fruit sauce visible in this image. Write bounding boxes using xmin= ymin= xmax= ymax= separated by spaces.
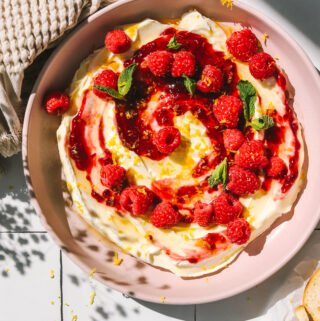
xmin=67 ymin=27 xmax=301 ymax=262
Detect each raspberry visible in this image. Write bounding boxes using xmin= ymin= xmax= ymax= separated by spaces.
xmin=120 ymin=186 xmax=154 ymax=216
xmin=212 ymin=192 xmax=243 ymax=224
xmin=100 ymin=164 xmax=126 ymax=188
xmin=105 ymin=30 xmax=131 ymax=54
xmin=267 ymin=156 xmax=287 ymax=177
xmin=153 ymin=126 xmax=181 ymax=154
xmin=249 ymin=52 xmax=276 ymax=80
xmin=146 ymin=50 xmax=173 ymax=76
xmin=196 ymin=65 xmax=224 ymax=93
xmin=213 ymin=95 xmax=243 ymax=128
xmin=93 ymin=70 xmax=118 ymax=99
xmin=223 ymin=129 xmax=244 ymax=150
xmin=235 ymin=140 xmax=269 ymax=170
xmin=194 ymin=201 xmax=214 ymax=227
xmin=150 ymin=202 xmax=182 ymax=228
xmin=171 ymin=51 xmax=196 ymax=77
xmin=226 ymin=29 xmax=257 ymax=62
xmin=44 ymin=91 xmax=69 ymax=115
xmin=227 ymin=165 xmax=260 ymax=195
xmin=227 ymin=218 xmax=251 ymax=245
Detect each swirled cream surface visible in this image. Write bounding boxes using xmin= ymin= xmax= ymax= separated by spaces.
xmin=57 ymin=11 xmax=304 ymax=277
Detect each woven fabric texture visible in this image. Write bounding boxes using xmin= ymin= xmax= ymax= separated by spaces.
xmin=0 ymin=0 xmax=111 ymax=157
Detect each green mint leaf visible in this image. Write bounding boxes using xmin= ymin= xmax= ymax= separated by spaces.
xmin=237 ymin=80 xmax=256 ymax=122
xmin=249 ymin=115 xmax=275 ymax=130
xmin=117 ymin=63 xmax=138 ymax=96
xmin=93 ymin=85 xmax=124 ymax=100
xmin=207 ymin=157 xmax=228 ymax=190
xmin=182 ymin=74 xmax=196 ymax=96
xmin=167 ymin=34 xmax=182 ymax=50
xmin=221 ymin=158 xmax=228 ymax=192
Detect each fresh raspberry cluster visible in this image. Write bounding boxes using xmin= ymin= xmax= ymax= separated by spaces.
xmin=212 ymin=192 xmax=243 ymax=224
xmin=223 ymin=129 xmax=244 ymax=151
xmin=171 ymin=51 xmax=196 ymax=77
xmin=249 ymin=52 xmax=276 ymax=80
xmin=235 ymin=140 xmax=269 ymax=170
xmin=153 ymin=126 xmax=181 ymax=154
xmin=105 ymin=30 xmax=131 ymax=54
xmin=146 ymin=51 xmax=174 ymax=77
xmin=100 ymin=164 xmax=126 ymax=189
xmin=267 ymin=156 xmax=287 ymax=177
xmin=227 ymin=165 xmax=260 ymax=195
xmin=226 ymin=29 xmax=257 ymax=62
xmin=120 ymin=186 xmax=154 ymax=216
xmin=197 ymin=65 xmax=224 ymax=93
xmin=194 ymin=201 xmax=214 ymax=227
xmin=227 ymin=218 xmax=251 ymax=245
xmin=227 ymin=29 xmax=278 ymax=79
xmin=44 ymin=91 xmax=70 ymax=115
xmin=93 ymin=69 xmax=119 ymax=99
xmin=150 ymin=202 xmax=182 ymax=228
xmin=213 ymin=95 xmax=243 ymax=128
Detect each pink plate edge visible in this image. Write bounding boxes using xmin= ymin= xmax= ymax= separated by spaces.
xmin=22 ymin=0 xmax=320 ymax=304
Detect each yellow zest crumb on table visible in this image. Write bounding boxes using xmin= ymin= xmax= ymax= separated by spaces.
xmin=205 ymin=278 xmax=208 ymax=283
xmin=123 ymin=247 xmax=132 ymax=253
xmin=290 ymin=299 xmax=293 ymax=303
xmin=247 ymin=297 xmax=251 ymax=302
xmin=274 ymin=56 xmax=279 ymax=60
xmin=98 ymin=239 xmax=101 ymax=242
xmin=9 ymin=185 xmax=13 ymax=190
xmin=160 ymin=296 xmax=165 ymax=303
xmin=113 ymin=252 xmax=123 ymax=265
xmin=220 ymin=0 xmax=233 ymax=9
xmin=50 ymin=270 xmax=54 ymax=279
xmin=5 ymin=268 xmax=9 ymax=273
xmin=90 ymin=291 xmax=96 ymax=305
xmin=261 ymin=33 xmax=268 ymax=43
xmin=51 ymin=301 xmax=54 ymax=305
xmin=65 ymin=303 xmax=70 ymax=307
xmin=88 ymin=268 xmax=96 ymax=277
xmin=71 ymin=315 xmax=78 ymax=321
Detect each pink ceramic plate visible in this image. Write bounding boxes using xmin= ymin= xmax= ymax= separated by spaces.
xmin=22 ymin=0 xmax=320 ymax=304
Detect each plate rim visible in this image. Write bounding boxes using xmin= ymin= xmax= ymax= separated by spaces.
xmin=22 ymin=0 xmax=320 ymax=304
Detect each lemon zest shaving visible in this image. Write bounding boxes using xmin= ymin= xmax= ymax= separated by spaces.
xmin=221 ymin=0 xmax=233 ymax=9
xmin=113 ymin=252 xmax=123 ymax=265
xmin=88 ymin=268 xmax=96 ymax=277
xmin=90 ymin=291 xmax=96 ymax=305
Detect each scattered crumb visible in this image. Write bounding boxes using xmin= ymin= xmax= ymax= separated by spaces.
xmin=274 ymin=56 xmax=279 ymax=60
xmin=57 ymin=296 xmax=61 ymax=299
xmin=71 ymin=310 xmax=74 ymax=314
xmin=5 ymin=268 xmax=9 ymax=273
xmin=247 ymin=297 xmax=251 ymax=302
xmin=261 ymin=33 xmax=268 ymax=43
xmin=9 ymin=185 xmax=13 ymax=190
xmin=220 ymin=0 xmax=233 ymax=9
xmin=205 ymin=278 xmax=208 ymax=283
xmin=113 ymin=252 xmax=123 ymax=265
xmin=290 ymin=299 xmax=293 ymax=303
xmin=50 ymin=270 xmax=54 ymax=279
xmin=65 ymin=303 xmax=70 ymax=307
xmin=88 ymin=268 xmax=96 ymax=277
xmin=71 ymin=315 xmax=77 ymax=321
xmin=90 ymin=291 xmax=96 ymax=305
xmin=98 ymin=239 xmax=101 ymax=242
xmin=160 ymin=296 xmax=165 ymax=303
xmin=51 ymin=301 xmax=55 ymax=305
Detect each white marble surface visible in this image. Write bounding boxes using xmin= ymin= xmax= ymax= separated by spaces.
xmin=0 ymin=1 xmax=319 ymax=320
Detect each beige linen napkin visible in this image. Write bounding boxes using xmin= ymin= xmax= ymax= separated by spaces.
xmin=0 ymin=0 xmax=113 ymax=157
